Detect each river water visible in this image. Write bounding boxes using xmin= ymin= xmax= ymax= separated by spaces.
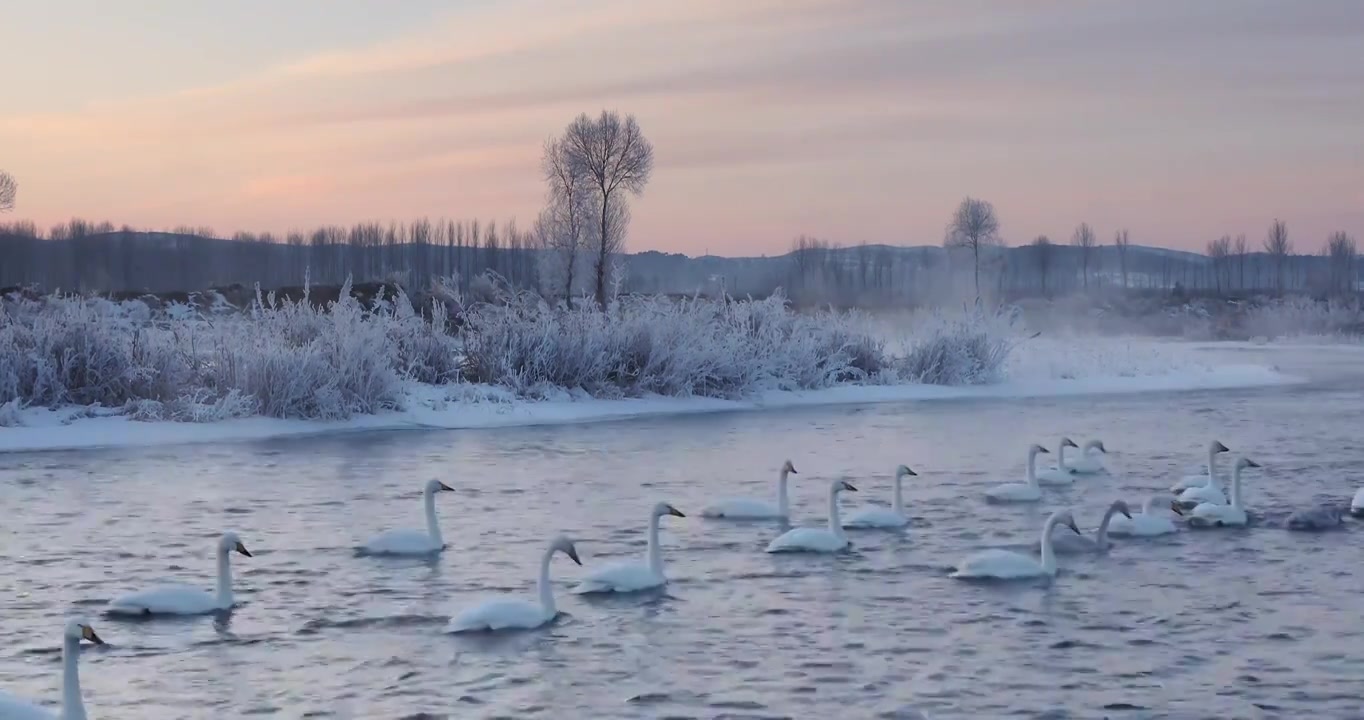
xmin=1 ymin=343 xmax=1361 ymax=719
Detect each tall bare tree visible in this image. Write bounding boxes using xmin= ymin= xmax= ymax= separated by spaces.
xmin=1114 ymin=229 xmax=1130 ymax=288
xmin=1071 ymin=223 xmax=1096 ymax=290
xmin=1326 ymin=231 xmax=1358 ymax=296
xmin=1206 ymin=235 xmax=1232 ymax=293
xmin=1232 ymin=234 xmax=1248 ymax=291
xmin=538 ymin=137 xmax=590 ymax=305
xmin=0 ymin=171 xmax=15 ymax=213
xmin=1264 ymin=219 xmax=1291 ymax=293
xmin=943 ymin=196 xmax=1001 ymax=299
xmin=1030 ymin=235 xmax=1054 ymax=297
xmin=560 ymin=110 xmax=654 ymax=308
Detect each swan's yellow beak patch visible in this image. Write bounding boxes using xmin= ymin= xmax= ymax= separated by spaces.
xmin=82 ymin=624 xmax=105 ymax=645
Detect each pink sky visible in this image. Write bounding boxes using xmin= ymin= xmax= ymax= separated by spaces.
xmin=2 ymin=0 xmax=1361 ymax=255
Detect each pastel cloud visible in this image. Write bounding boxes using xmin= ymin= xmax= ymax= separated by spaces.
xmin=1 ymin=0 xmax=1361 ymax=255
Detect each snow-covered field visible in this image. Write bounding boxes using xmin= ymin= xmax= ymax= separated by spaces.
xmin=0 ymin=281 xmax=1329 ymax=453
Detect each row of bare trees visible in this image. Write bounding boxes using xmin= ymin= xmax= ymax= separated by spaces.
xmin=535 ymin=110 xmax=653 ymax=308
xmin=0 ymin=170 xmax=15 ymax=214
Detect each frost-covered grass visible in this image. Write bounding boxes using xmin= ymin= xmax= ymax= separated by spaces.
xmin=0 ymin=278 xmax=1018 ymax=424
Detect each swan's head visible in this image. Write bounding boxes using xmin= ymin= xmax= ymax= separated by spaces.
xmin=549 ymin=536 xmax=583 ymax=566
xmin=652 ymin=502 xmax=686 ymax=519
xmin=1108 ymin=499 xmax=1133 ymax=520
xmin=64 ymin=619 xmax=104 ymax=646
xmin=1236 ymin=457 xmax=1261 ymax=470
xmin=424 ymin=479 xmax=455 ymax=495
xmin=781 ymin=460 xmax=798 ymax=475
xmin=219 ymin=532 xmax=253 ymax=558
xmin=1211 ymin=440 xmax=1230 ymax=454
xmin=895 ymin=465 xmax=917 ymax=479
xmin=1085 ymin=440 xmax=1107 ymax=454
xmin=1053 ymin=510 xmax=1081 ymax=535
xmin=1060 ymin=437 xmax=1079 ymax=449
xmin=1157 ymin=495 xmax=1186 ymax=516
xmin=1029 ymin=444 xmax=1050 ymax=455
xmin=833 ymin=479 xmax=858 ymax=494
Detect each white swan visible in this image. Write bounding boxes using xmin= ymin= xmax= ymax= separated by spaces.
xmin=1107 ymin=494 xmax=1184 ymax=537
xmin=951 ymin=509 xmax=1081 ymax=580
xmin=572 ymin=502 xmax=685 ymax=594
xmin=984 ymin=444 xmax=1050 ymax=502
xmin=0 ymin=620 xmax=104 ymax=720
xmin=446 ymin=535 xmax=582 ymax=633
xmin=362 ymin=479 xmax=455 ymax=555
xmin=1064 ymin=439 xmax=1109 ymax=474
xmin=107 ymin=532 xmax=252 ymax=616
xmin=701 ymin=460 xmax=797 ymax=519
xmin=1032 ymin=500 xmax=1132 ymax=554
xmin=1189 ymin=456 xmax=1259 ymax=527
xmin=1170 ymin=440 xmax=1230 ymax=492
xmin=1177 ymin=441 xmax=1234 ymax=507
xmin=1352 ymin=487 xmax=1364 ymax=518
xmin=1035 ymin=438 xmax=1080 ymax=486
xmin=766 ymin=479 xmax=857 ymax=553
xmin=843 ymin=465 xmax=915 ymax=529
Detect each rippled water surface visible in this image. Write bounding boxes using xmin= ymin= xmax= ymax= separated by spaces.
xmin=2 ymin=344 xmax=1362 ymax=719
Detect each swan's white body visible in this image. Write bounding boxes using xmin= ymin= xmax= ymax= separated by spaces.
xmin=1189 ymin=457 xmax=1258 ymax=528
xmin=844 ymin=465 xmax=914 ymax=529
xmin=0 ymin=620 xmax=103 ymax=720
xmin=1107 ymin=495 xmax=1183 ymax=537
xmin=446 ymin=536 xmax=582 ymax=633
xmin=107 ymin=532 xmax=252 ymax=616
xmin=1035 ymin=438 xmax=1080 ymax=486
xmin=701 ymin=461 xmax=796 ymax=519
xmin=1064 ymin=440 xmax=1108 ymax=474
xmin=573 ymin=503 xmax=684 ymax=594
xmin=1171 ymin=440 xmax=1230 ymax=493
xmin=1032 ymin=500 xmax=1131 ymax=554
xmin=1351 ymin=487 xmax=1364 ymax=518
xmin=363 ymin=479 xmax=453 ymax=555
xmin=951 ymin=510 xmax=1081 ymax=580
xmin=984 ymin=445 xmax=1049 ymax=502
xmin=767 ymin=480 xmax=857 ymax=553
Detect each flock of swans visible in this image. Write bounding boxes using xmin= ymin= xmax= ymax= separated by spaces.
xmin=5 ymin=442 xmax=1363 ymax=718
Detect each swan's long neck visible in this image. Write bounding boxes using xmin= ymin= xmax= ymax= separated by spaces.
xmin=62 ymin=634 xmax=87 ymax=720
xmin=1230 ymin=465 xmax=1245 ymax=508
xmin=1057 ymin=442 xmax=1068 ymax=468
xmin=1039 ymin=514 xmax=1060 ymax=573
xmin=1095 ymin=505 xmax=1121 ymax=549
xmin=827 ymin=486 xmax=844 ymax=538
xmin=537 ymin=546 xmax=557 ymax=620
xmin=646 ymin=511 xmax=664 ymax=575
xmin=1026 ymin=450 xmax=1041 ymax=487
xmin=892 ymin=473 xmax=904 ymax=515
xmin=216 ymin=547 xmax=234 ymax=609
xmin=423 ymin=487 xmax=443 ymax=547
xmin=1206 ymin=449 xmax=1222 ymax=489
xmin=777 ymin=468 xmax=791 ymax=516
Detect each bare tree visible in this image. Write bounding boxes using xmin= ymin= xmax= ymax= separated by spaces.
xmin=560 ymin=110 xmax=654 ymax=308
xmin=943 ymin=196 xmax=1001 ymax=299
xmin=538 ymin=137 xmax=590 ymax=306
xmin=1326 ymin=231 xmax=1358 ymax=296
xmin=0 ymin=171 xmax=15 ymax=213
xmin=1264 ymin=219 xmax=1291 ymax=293
xmin=1232 ymin=234 xmax=1248 ymax=291
xmin=1030 ymin=235 xmax=1054 ymax=297
xmin=1114 ymin=229 xmax=1130 ymax=289
xmin=1206 ymin=235 xmax=1232 ymax=293
xmin=1071 ymin=223 xmax=1096 ymax=290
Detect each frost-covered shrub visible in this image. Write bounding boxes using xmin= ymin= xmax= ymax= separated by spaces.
xmin=892 ymin=306 xmax=1017 ymax=386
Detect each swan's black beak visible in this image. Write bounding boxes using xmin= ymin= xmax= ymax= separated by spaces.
xmin=843 ymin=482 xmax=858 ymax=492
xmin=1214 ymin=441 xmax=1230 ymax=453
xmin=1039 ymin=447 xmax=1050 ymax=454
xmin=82 ymin=625 xmax=105 ymax=645
xmin=236 ymin=542 xmax=253 ymax=558
xmin=668 ymin=506 xmax=686 ymax=518
xmin=565 ymin=545 xmax=582 ymax=565
xmin=1245 ymin=459 xmax=1261 ymax=468
xmin=905 ymin=468 xmax=918 ymax=476
xmin=1067 ymin=521 xmax=1082 ymax=535
xmin=1121 ymin=509 xmax=1133 ymax=519
xmin=1170 ymin=501 xmax=1185 ymax=516
xmin=438 ymin=481 xmax=454 ymax=491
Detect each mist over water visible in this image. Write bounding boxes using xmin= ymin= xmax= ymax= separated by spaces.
xmin=1 ymin=343 xmax=1361 ymax=718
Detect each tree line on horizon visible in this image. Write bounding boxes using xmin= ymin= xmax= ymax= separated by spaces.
xmin=1 ymin=164 xmax=1359 ymax=306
